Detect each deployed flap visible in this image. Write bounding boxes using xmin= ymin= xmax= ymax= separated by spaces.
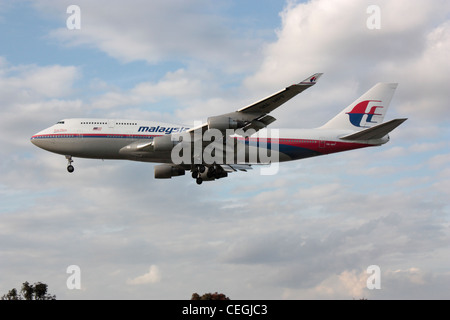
xmin=242 ymin=114 xmax=277 ymax=131
xmin=340 ymin=118 xmax=407 ymax=141
xmin=221 ymin=164 xmax=253 ymax=172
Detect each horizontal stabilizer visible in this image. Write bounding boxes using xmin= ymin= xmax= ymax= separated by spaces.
xmin=340 ymin=118 xmax=407 ymax=141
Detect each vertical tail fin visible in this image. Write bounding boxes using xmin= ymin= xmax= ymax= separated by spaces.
xmin=321 ymin=83 xmax=398 ymax=131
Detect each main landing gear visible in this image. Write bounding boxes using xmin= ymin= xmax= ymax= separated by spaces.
xmin=191 ymin=164 xmax=206 ymax=185
xmin=65 ymin=155 xmax=74 ymax=173
xmin=191 ymin=164 xmax=228 ymax=185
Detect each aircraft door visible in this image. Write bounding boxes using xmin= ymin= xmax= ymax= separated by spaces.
xmin=319 ymin=137 xmax=325 ymax=148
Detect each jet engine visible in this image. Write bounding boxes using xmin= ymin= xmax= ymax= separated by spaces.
xmin=153 ymin=135 xmax=178 ymax=151
xmin=207 ymin=116 xmax=245 ymax=131
xmin=154 ymin=164 xmax=185 ymax=179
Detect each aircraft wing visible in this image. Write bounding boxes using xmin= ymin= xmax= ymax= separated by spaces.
xmin=237 ymin=73 xmax=323 ymax=114
xmin=147 ymin=73 xmax=322 ymax=184
xmin=188 ymin=73 xmax=323 ymax=135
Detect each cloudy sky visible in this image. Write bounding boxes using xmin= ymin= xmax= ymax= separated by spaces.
xmin=0 ymin=0 xmax=449 ymax=300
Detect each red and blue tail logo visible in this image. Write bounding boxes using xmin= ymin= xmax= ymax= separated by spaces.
xmin=346 ymin=100 xmax=383 ymax=128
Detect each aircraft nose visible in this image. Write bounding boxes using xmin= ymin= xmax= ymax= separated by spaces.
xmin=30 ymin=128 xmax=51 ymax=149
xmin=30 ymin=132 xmax=42 ymax=147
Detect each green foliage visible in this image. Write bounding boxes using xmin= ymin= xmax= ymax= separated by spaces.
xmin=191 ymin=292 xmax=230 ymax=300
xmin=1 ymin=281 xmax=56 ymax=300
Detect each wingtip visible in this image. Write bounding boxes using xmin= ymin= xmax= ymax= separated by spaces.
xmin=299 ymin=73 xmax=323 ymax=85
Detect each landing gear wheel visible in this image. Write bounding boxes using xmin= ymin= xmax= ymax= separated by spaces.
xmin=192 ymin=171 xmax=199 ymax=179
xmin=65 ymin=155 xmax=74 ymax=173
xmin=198 ymin=165 xmax=206 ymax=173
xmin=196 ymin=177 xmax=203 ymax=185
xmin=207 ymin=165 xmax=217 ymax=178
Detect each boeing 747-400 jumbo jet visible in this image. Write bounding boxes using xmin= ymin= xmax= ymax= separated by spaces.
xmin=31 ymin=74 xmax=407 ymax=184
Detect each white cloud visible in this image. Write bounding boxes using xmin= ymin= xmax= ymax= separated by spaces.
xmin=127 ymin=265 xmax=161 ymax=285
xmin=1 ymin=0 xmax=450 ymax=300
xmin=390 ymin=268 xmax=425 ymax=285
xmin=89 ymin=68 xmax=204 ymax=112
xmin=40 ymin=0 xmax=263 ymax=72
xmin=244 ymin=0 xmax=450 ymax=127
xmin=427 ymin=153 xmax=450 ymax=169
xmin=0 ymin=61 xmax=79 ymax=102
xmin=0 ymin=58 xmax=83 ymax=152
xmin=305 ymin=269 xmax=369 ymax=299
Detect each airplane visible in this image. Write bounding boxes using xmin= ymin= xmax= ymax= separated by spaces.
xmin=31 ymin=73 xmax=407 ymax=185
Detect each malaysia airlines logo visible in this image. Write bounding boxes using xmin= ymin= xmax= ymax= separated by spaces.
xmin=346 ymin=100 xmax=383 ymax=128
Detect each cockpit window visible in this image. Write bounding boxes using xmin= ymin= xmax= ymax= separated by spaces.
xmin=56 ymin=121 xmax=65 ymax=124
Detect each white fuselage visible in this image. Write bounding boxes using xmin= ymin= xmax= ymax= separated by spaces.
xmin=31 ymin=119 xmax=189 ymax=162
xmin=31 ymin=118 xmax=386 ymax=164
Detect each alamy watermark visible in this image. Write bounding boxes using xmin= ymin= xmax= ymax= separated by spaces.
xmin=66 ymin=5 xmax=81 ymax=30
xmin=66 ymin=265 xmax=81 ymax=290
xmin=66 ymin=5 xmax=380 ymax=31
xmin=366 ymin=5 xmax=381 ymax=30
xmin=366 ymin=265 xmax=381 ymax=290
xmin=168 ymin=124 xmax=280 ymax=175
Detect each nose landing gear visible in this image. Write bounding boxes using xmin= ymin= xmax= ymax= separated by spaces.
xmin=65 ymin=155 xmax=74 ymax=173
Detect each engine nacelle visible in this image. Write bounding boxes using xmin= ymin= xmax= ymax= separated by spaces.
xmin=153 ymin=135 xmax=177 ymax=151
xmin=207 ymin=116 xmax=244 ymax=131
xmin=154 ymin=164 xmax=185 ymax=179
